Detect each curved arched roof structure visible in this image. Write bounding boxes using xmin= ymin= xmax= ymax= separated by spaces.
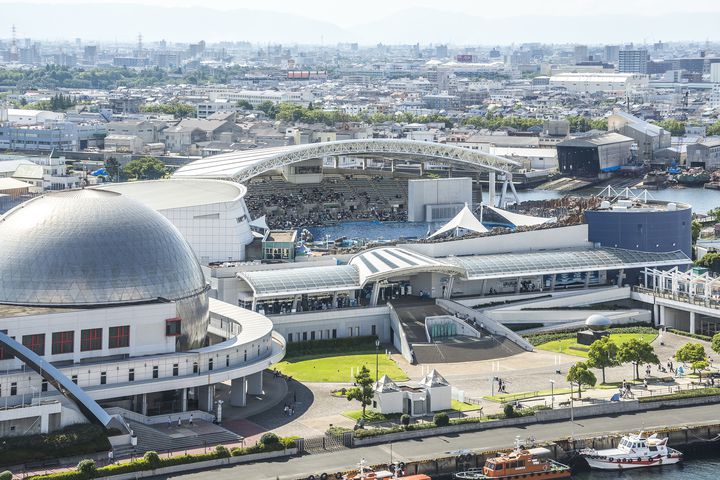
xmin=173 ymin=139 xmax=520 ymax=183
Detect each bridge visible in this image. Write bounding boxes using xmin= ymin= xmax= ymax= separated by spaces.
xmin=173 ymin=139 xmax=521 ymax=184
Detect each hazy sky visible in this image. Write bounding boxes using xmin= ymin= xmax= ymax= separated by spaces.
xmin=3 ymin=0 xmax=720 ymax=27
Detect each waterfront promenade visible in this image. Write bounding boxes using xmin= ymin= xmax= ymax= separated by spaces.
xmin=162 ymin=403 xmax=720 ymax=480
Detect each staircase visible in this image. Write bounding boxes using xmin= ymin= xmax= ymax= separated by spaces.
xmin=114 ymin=420 xmax=243 ymax=457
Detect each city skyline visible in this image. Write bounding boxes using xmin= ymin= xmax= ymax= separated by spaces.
xmin=0 ymin=1 xmax=719 ymax=44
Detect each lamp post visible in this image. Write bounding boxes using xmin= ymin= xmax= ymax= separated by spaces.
xmin=375 ymin=338 xmax=380 ymax=387
xmin=549 ymin=379 xmax=555 ymax=409
xmin=569 ymin=381 xmax=575 ymax=423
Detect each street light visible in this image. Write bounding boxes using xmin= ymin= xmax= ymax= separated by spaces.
xmin=569 ymin=381 xmax=576 ymax=423
xmin=549 ymin=380 xmax=555 ymax=409
xmin=375 ymin=338 xmax=380 ymax=387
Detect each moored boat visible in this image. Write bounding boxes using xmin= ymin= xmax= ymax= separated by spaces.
xmin=579 ymin=432 xmax=682 ymax=470
xmin=453 ymin=439 xmax=571 ymax=479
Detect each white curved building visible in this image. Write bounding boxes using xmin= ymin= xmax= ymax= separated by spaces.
xmin=100 ymin=179 xmax=254 ymax=264
xmin=0 ymin=189 xmax=283 ymax=436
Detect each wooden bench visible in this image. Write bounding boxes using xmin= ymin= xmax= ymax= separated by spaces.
xmin=558 ymin=400 xmax=571 ymax=407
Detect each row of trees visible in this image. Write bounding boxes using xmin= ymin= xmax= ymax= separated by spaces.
xmin=650 ymin=119 xmax=720 ymax=137
xmin=569 ymin=334 xmax=720 ymax=395
xmin=20 ymin=93 xmax=77 ymax=112
xmin=139 ymin=102 xmax=196 ymax=119
xmin=104 ymin=156 xmax=166 ymax=182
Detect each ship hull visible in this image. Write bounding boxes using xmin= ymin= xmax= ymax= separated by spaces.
xmin=583 ymin=454 xmax=682 ymax=470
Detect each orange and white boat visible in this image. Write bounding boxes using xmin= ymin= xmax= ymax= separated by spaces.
xmin=453 ymin=439 xmax=571 ymax=479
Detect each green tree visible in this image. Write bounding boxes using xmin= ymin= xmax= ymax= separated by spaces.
xmin=104 ymin=157 xmax=122 ymax=182
xmin=566 ymin=361 xmax=597 ymax=399
xmin=696 ymin=253 xmax=720 ymax=274
xmin=236 ymin=100 xmax=253 ymax=110
xmin=692 ymin=220 xmax=702 ymax=244
xmin=346 ymin=365 xmax=375 ymax=418
xmin=712 ymin=332 xmax=720 ymax=356
xmin=693 ymin=360 xmax=710 ymax=381
xmin=675 ymin=343 xmax=707 ymax=374
xmin=707 ymin=121 xmax=720 ymax=136
xmin=123 ymin=156 xmax=166 ymax=180
xmin=618 ymin=338 xmax=659 ymax=380
xmin=586 ymin=336 xmax=620 ymax=384
xmin=76 ymin=459 xmax=97 ymax=479
xmin=257 ymin=101 xmax=279 ymax=118
xmin=652 ymin=119 xmax=686 ymax=136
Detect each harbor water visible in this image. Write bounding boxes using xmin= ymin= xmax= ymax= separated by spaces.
xmin=572 ymin=452 xmax=720 ymax=479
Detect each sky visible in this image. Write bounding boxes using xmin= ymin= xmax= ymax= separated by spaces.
xmin=3 ymin=0 xmax=720 ymax=28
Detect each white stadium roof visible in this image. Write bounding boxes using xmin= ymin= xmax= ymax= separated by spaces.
xmin=98 ymin=179 xmax=246 ymax=210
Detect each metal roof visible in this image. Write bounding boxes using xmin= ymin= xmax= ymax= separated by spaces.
xmin=239 ymin=265 xmax=360 ymax=298
xmin=173 ymin=139 xmax=520 ymax=183
xmin=446 ymin=248 xmax=691 ymax=280
xmin=350 ymin=247 xmax=465 ymax=286
xmin=99 ymin=179 xmax=246 ymax=210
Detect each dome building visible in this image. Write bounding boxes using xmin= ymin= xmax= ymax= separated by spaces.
xmin=0 ymin=188 xmax=285 ymax=437
xmin=0 ymin=189 xmax=209 ymax=349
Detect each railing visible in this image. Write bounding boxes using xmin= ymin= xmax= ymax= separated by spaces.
xmin=387 ymin=303 xmax=414 ymax=364
xmin=436 ymin=299 xmax=534 ymax=351
xmin=633 ymin=286 xmax=720 ymax=310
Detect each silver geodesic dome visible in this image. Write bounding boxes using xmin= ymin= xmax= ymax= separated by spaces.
xmin=0 ymin=189 xmax=209 ymax=348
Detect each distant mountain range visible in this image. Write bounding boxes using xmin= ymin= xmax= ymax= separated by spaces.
xmin=2 ymin=3 xmax=718 ymax=45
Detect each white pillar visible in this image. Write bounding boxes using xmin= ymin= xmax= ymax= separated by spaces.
xmin=246 ymin=371 xmax=263 ymax=396
xmin=660 ymin=305 xmax=666 ymax=327
xmin=230 ymin=377 xmax=247 ymax=407
xmin=488 ymin=172 xmax=496 ymax=206
xmin=584 ymin=272 xmax=591 ymax=289
xmin=141 ymin=393 xmax=148 ymax=416
xmin=370 ymin=283 xmax=381 ymax=306
xmin=653 ymin=303 xmax=660 ymax=326
xmin=181 ymin=388 xmax=188 ymax=412
xmin=690 ymin=311 xmax=696 ymax=334
xmin=40 ymin=413 xmax=49 ymax=434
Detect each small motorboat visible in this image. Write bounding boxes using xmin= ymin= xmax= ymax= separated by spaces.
xmin=453 ymin=438 xmax=571 ymax=479
xmin=579 ymin=431 xmax=682 ymax=470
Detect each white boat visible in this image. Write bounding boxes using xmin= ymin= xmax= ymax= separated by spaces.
xmin=579 ymin=432 xmax=682 ymax=470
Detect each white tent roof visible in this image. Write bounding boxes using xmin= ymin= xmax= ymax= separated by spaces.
xmin=249 ymin=215 xmax=269 ymax=231
xmin=485 ymin=205 xmax=556 ymax=227
xmin=428 ymin=204 xmax=488 ymax=239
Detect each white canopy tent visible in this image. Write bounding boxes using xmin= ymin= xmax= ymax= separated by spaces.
xmin=428 ymin=204 xmax=489 ymax=240
xmin=483 ymin=205 xmax=556 ymax=227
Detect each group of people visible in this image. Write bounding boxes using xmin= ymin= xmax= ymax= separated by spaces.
xmin=245 ymin=176 xmax=408 ymax=229
xmin=496 ymin=377 xmax=508 ymax=393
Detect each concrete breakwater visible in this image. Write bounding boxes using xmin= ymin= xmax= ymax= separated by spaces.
xmin=300 ymin=422 xmax=720 ymax=480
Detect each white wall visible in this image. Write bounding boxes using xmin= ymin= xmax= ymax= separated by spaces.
xmin=407 ymin=178 xmax=473 ymax=222
xmin=401 ymin=224 xmax=590 ymax=258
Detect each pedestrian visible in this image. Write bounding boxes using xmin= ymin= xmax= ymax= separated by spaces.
xmin=178 ymin=417 xmax=182 ymax=427
xmin=168 ymin=416 xmax=172 ymax=429
xmin=189 ymin=413 xmax=193 ymax=426
xmin=284 ymin=404 xmax=289 ymax=415
xmin=108 ymin=450 xmax=114 ymax=464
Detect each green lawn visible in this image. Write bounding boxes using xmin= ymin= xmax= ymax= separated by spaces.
xmin=275 ymin=353 xmax=409 ymax=383
xmin=451 ymin=400 xmax=481 ymax=412
xmin=536 ymin=333 xmax=658 ymax=358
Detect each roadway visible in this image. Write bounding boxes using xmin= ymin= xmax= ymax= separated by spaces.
xmin=160 ymin=403 xmax=720 ymax=480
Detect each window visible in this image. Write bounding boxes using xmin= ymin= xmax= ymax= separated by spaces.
xmin=310 ymin=331 xmax=316 ymax=341
xmin=288 ymin=333 xmax=293 ymax=343
xmin=10 ymin=382 xmax=16 ymax=396
xmin=348 ymin=327 xmax=353 ymax=337
xmin=208 ymin=358 xmax=214 ymax=371
xmin=371 ymin=325 xmax=377 ymax=336
xmin=166 ymin=318 xmax=182 ymax=336
xmin=22 ymin=334 xmax=45 ymax=356
xmin=355 ymin=327 xmax=360 ymax=337
xmin=172 ymin=364 xmax=179 ymax=376
xmin=52 ymin=331 xmax=74 ymax=355
xmin=109 ymin=326 xmax=130 ymax=349
xmin=71 ymin=375 xmax=78 ymax=385
xmin=128 ymin=368 xmax=135 ymax=382
xmin=225 ymin=355 xmax=230 ymax=367
xmin=192 ymin=362 xmax=198 ymax=374
xmin=80 ymin=328 xmax=102 ymax=352
xmin=100 ymin=372 xmax=107 ymax=385
xmin=243 ymin=350 xmax=247 ymax=361
xmin=152 ymin=366 xmax=159 ymax=379
xmin=332 ymin=329 xmax=337 ymax=339
xmin=0 ymin=331 xmax=14 ymax=360
xmin=41 ymin=380 xmax=48 ymax=392
xmin=302 ymin=332 xmax=307 ymax=341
